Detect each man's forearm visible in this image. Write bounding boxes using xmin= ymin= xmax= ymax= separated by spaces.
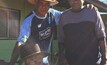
xmin=99 ymin=38 xmax=107 ymax=65
xmin=58 ymin=42 xmax=68 ymax=65
xmin=58 ymin=42 xmax=65 ymax=56
xmin=9 ymin=42 xmax=22 ymax=65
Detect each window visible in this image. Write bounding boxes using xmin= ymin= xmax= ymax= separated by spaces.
xmin=0 ymin=7 xmax=20 ymax=39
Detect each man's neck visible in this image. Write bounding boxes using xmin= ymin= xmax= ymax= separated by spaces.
xmin=71 ymin=6 xmax=85 ymax=12
xmin=33 ymin=10 xmax=47 ymax=19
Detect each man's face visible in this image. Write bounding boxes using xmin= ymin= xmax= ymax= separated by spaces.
xmin=36 ymin=0 xmax=50 ymax=17
xmin=68 ymin=0 xmax=84 ymax=11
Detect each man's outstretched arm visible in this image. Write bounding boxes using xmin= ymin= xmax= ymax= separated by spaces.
xmin=8 ymin=42 xmax=23 ymax=65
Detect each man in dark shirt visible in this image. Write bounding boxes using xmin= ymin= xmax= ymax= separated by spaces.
xmin=58 ymin=0 xmax=107 ymax=65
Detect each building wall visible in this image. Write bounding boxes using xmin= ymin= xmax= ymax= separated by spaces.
xmin=0 ymin=0 xmax=34 ymax=22
xmin=0 ymin=0 xmax=34 ymax=62
xmin=101 ymin=14 xmax=107 ymax=36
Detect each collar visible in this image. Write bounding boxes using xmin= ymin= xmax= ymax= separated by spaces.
xmin=32 ymin=10 xmax=47 ymax=19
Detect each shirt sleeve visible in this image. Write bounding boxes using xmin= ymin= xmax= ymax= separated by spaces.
xmin=17 ymin=18 xmax=31 ymax=44
xmin=48 ymin=8 xmax=63 ymax=25
xmin=95 ymin=11 xmax=106 ymax=40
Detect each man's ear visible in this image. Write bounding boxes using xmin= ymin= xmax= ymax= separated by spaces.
xmin=86 ymin=4 xmax=98 ymax=11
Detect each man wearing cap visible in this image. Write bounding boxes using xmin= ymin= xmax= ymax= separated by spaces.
xmin=8 ymin=0 xmax=59 ymax=65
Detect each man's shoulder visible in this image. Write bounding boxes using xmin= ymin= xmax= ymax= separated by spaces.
xmin=61 ymin=8 xmax=71 ymax=15
xmin=85 ymin=7 xmax=98 ymax=13
xmin=22 ymin=11 xmax=35 ymax=24
xmin=24 ymin=11 xmax=34 ymax=19
xmin=48 ymin=8 xmax=62 ymax=14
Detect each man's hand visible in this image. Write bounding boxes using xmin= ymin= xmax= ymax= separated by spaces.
xmin=100 ymin=58 xmax=106 ymax=65
xmin=99 ymin=38 xmax=107 ymax=65
xmin=86 ymin=4 xmax=98 ymax=11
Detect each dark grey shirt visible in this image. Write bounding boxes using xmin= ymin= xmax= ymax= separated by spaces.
xmin=58 ymin=7 xmax=106 ymax=65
